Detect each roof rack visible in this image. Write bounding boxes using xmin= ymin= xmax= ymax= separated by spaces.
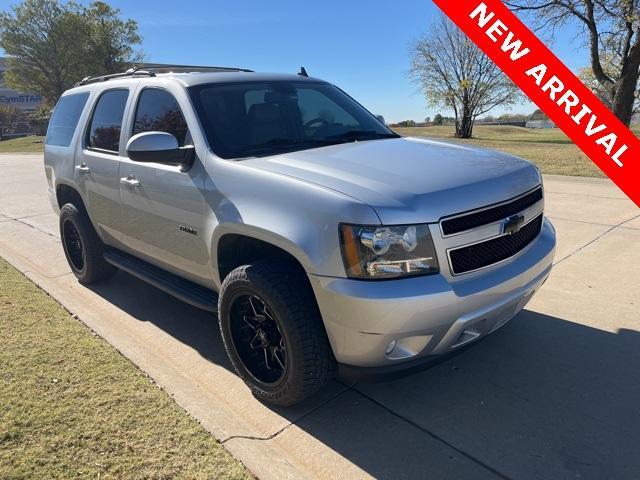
xmin=137 ymin=64 xmax=254 ymax=74
xmin=75 ymin=69 xmax=155 ymax=87
xmin=75 ymin=64 xmax=253 ymax=87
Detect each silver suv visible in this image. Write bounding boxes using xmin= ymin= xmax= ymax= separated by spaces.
xmin=44 ymin=65 xmax=556 ymax=406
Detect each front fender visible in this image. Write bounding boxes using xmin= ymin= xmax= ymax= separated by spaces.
xmin=204 ymin=154 xmax=381 ymax=288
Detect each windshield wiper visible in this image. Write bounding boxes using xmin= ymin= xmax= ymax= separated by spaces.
xmin=325 ymin=130 xmax=399 ymax=142
xmin=238 ymin=138 xmax=332 ymax=157
xmin=236 ymin=131 xmax=398 ymax=158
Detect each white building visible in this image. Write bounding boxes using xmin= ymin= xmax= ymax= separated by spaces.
xmin=525 ymin=120 xmax=556 ymax=129
xmin=0 ymin=57 xmax=43 ymax=111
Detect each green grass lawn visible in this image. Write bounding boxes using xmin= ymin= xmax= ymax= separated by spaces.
xmin=0 ymin=135 xmax=45 ymax=153
xmin=393 ymin=124 xmax=640 ymax=178
xmin=0 ymin=258 xmax=250 ymax=480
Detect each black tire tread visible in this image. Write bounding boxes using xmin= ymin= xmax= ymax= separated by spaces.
xmin=218 ymin=261 xmax=334 ymax=406
xmin=59 ymin=203 xmax=116 ymax=284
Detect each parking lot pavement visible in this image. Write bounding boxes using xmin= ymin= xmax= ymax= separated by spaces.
xmin=1 ymin=155 xmax=639 ymax=480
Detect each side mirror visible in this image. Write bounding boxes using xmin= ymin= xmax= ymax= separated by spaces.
xmin=375 ymin=114 xmax=386 ymax=125
xmin=126 ymin=132 xmax=194 ymax=165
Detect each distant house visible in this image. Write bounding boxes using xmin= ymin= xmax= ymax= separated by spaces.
xmin=526 ymin=120 xmax=556 ymax=129
xmin=478 ymin=120 xmax=527 ymax=128
xmin=0 ymin=58 xmax=43 ymax=112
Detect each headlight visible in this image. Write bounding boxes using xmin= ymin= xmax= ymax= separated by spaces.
xmin=339 ymin=223 xmax=439 ymax=279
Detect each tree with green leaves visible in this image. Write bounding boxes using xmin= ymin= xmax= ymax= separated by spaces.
xmin=28 ymin=106 xmax=52 ymax=135
xmin=530 ymin=109 xmax=549 ymax=121
xmin=0 ymin=104 xmax=20 ymax=139
xmin=0 ymin=0 xmax=143 ymax=105
xmin=410 ymin=15 xmax=519 ymax=138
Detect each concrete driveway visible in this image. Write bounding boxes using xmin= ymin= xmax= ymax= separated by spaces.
xmin=1 ymin=154 xmax=639 ymax=480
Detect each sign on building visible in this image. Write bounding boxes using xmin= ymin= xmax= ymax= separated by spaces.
xmin=0 ymin=57 xmax=43 ymax=111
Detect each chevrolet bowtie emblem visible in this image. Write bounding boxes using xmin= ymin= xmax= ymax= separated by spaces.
xmin=502 ymin=214 xmax=525 ymax=235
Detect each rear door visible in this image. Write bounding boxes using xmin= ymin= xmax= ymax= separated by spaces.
xmin=76 ymin=87 xmax=132 ymax=247
xmin=118 ymin=86 xmax=210 ymax=284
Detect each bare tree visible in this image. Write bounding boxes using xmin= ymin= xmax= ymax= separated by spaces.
xmin=410 ymin=15 xmax=520 ymax=138
xmin=505 ymin=0 xmax=640 ymax=126
xmin=579 ymin=56 xmax=640 ymax=115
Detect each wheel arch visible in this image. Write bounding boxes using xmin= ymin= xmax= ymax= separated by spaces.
xmin=55 ymin=181 xmax=103 ymax=242
xmin=215 ymin=229 xmax=312 ymax=287
xmin=55 ymin=181 xmax=86 ymax=212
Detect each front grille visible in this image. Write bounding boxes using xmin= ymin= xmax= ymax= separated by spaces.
xmin=449 ymin=214 xmax=543 ymax=274
xmin=441 ymin=187 xmax=543 ymax=236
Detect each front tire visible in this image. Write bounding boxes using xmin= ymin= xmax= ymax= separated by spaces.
xmin=59 ymin=203 xmax=116 ymax=284
xmin=218 ymin=261 xmax=334 ymax=406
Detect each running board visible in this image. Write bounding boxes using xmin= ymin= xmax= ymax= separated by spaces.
xmin=104 ymin=249 xmax=218 ymax=312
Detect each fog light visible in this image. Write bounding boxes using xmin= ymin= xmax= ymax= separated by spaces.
xmin=385 ymin=339 xmax=397 ymax=354
xmin=385 ymin=335 xmax=433 ymax=360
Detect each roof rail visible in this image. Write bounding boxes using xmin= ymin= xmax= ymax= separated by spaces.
xmin=136 ymin=64 xmax=254 ymax=74
xmin=75 ymin=69 xmax=156 ymax=87
xmin=75 ymin=64 xmax=253 ymax=87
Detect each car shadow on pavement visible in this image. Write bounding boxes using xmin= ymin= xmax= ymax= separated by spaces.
xmin=87 ymin=269 xmax=234 ymax=371
xmin=88 ymin=270 xmax=640 ymax=480
xmin=301 ymin=310 xmax=640 ymax=480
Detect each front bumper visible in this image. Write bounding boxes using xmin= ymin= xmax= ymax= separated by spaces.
xmin=308 ymin=218 xmax=556 ymax=369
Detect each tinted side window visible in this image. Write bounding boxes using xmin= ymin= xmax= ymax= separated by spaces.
xmin=45 ymin=92 xmax=90 ymax=147
xmin=87 ymin=89 xmax=129 ymax=152
xmin=133 ymin=89 xmax=188 ymax=146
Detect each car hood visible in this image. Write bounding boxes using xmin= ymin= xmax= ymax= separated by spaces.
xmin=244 ymin=137 xmax=542 ymax=224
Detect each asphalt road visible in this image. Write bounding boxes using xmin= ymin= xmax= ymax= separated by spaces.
xmin=1 ymin=154 xmax=639 ymax=480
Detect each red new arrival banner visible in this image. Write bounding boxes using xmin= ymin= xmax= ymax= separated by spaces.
xmin=433 ymin=0 xmax=640 ymax=208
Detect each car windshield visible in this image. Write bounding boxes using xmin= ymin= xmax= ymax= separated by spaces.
xmin=188 ymin=81 xmax=398 ymax=159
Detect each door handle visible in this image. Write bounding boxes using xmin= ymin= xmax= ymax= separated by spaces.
xmin=120 ymin=174 xmax=140 ymax=187
xmin=75 ymin=163 xmax=90 ymax=174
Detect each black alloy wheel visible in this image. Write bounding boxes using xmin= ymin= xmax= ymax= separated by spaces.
xmin=229 ymin=294 xmax=287 ymax=385
xmin=62 ymin=219 xmax=85 ymax=271
xmin=59 ymin=203 xmax=116 ymax=284
xmin=218 ymin=261 xmax=334 ymax=406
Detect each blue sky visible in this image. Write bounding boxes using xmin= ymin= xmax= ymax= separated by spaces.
xmin=0 ymin=0 xmax=590 ymax=122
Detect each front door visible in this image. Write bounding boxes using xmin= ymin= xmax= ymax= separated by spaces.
xmin=76 ymin=88 xmax=131 ymax=247
xmin=119 ymin=87 xmax=210 ymax=284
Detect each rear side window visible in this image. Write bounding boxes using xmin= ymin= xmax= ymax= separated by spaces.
xmin=132 ymin=89 xmax=188 ymax=146
xmin=45 ymin=92 xmax=90 ymax=147
xmin=87 ymin=89 xmax=129 ymax=153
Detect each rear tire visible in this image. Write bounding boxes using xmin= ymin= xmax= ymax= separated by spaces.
xmin=218 ymin=261 xmax=334 ymax=406
xmin=59 ymin=203 xmax=116 ymax=284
